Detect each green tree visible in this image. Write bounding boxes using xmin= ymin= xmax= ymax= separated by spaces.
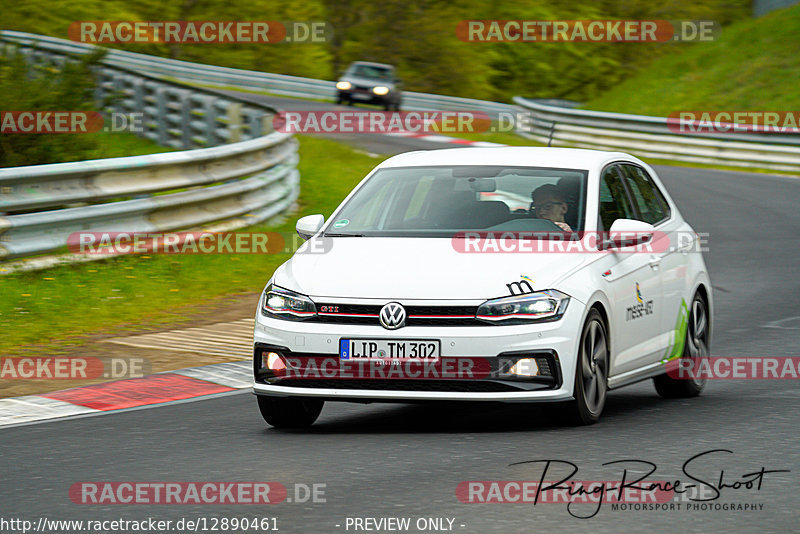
xmin=0 ymin=50 xmax=106 ymax=168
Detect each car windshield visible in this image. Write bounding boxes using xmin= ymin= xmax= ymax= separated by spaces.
xmin=325 ymin=165 xmax=588 ymax=237
xmin=347 ymin=64 xmax=393 ymax=80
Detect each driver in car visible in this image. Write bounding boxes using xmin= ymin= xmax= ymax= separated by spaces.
xmin=532 ymin=184 xmax=572 ymax=231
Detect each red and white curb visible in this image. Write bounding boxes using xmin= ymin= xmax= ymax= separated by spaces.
xmin=0 ymin=361 xmax=252 ymax=428
xmin=384 ymin=131 xmax=507 ymax=147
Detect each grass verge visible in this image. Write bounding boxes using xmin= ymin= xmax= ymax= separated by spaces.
xmin=85 ymin=130 xmax=175 ymax=159
xmin=584 ymin=5 xmax=800 ymax=115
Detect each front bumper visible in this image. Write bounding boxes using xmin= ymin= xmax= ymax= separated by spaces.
xmin=252 ymin=300 xmax=584 ymax=402
xmin=338 ymin=89 xmax=392 ymax=105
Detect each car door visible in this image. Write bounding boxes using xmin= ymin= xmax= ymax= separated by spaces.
xmin=598 ymin=164 xmax=664 ymax=375
xmin=618 ymin=164 xmax=686 ymax=362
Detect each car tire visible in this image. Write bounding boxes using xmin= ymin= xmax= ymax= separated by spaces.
xmin=257 ymin=396 xmax=324 ymax=428
xmin=564 ymin=309 xmax=608 ymax=425
xmin=653 ymin=293 xmax=709 ymax=398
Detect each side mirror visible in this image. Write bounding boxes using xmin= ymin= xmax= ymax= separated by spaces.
xmin=605 ymin=219 xmax=656 ymax=249
xmin=296 ymin=214 xmax=325 ymax=240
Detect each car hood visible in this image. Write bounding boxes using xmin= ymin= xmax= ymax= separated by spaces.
xmin=272 ymin=237 xmax=590 ymax=301
xmin=340 ymin=75 xmax=395 ymax=89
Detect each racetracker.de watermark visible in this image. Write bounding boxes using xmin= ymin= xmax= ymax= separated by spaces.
xmin=0 ymin=517 xmax=280 ymax=533
xmin=457 ymin=20 xmax=719 ymax=43
xmin=273 ymin=110 xmax=491 ymax=134
xmin=456 ymin=480 xmax=674 ymax=504
xmin=667 ymin=357 xmax=800 ymax=380
xmin=67 ymin=232 xmax=331 ymax=255
xmin=0 ymin=357 xmax=149 ymax=380
xmin=69 ymin=482 xmax=326 ymax=504
xmin=451 ymin=231 xmax=708 ymax=254
xmin=0 ymin=112 xmax=143 ymax=134
xmin=69 ymin=21 xmax=332 ymax=43
xmin=265 ymin=356 xmax=493 ymax=380
xmin=667 ymin=111 xmax=800 ymax=134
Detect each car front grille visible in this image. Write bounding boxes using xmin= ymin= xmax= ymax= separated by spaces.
xmin=312 ymin=304 xmax=486 ymax=327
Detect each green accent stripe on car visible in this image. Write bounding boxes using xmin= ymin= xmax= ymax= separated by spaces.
xmin=661 ymin=298 xmax=689 ymax=364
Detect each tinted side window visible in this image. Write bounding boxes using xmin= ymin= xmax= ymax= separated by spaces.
xmin=598 ymin=165 xmax=635 ymax=231
xmin=619 ymin=165 xmax=670 ymax=225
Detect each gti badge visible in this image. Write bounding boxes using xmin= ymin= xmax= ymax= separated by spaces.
xmin=379 ymin=302 xmax=407 ymax=330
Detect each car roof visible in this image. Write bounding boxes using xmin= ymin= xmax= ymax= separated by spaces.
xmin=377 ymin=147 xmax=638 ymax=170
xmin=348 ymin=61 xmax=395 ymax=70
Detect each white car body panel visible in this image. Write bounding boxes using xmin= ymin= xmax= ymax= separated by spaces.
xmin=273 ymin=238 xmax=590 ymax=300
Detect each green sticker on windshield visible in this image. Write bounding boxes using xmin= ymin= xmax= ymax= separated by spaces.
xmin=332 ymin=219 xmax=350 ymax=228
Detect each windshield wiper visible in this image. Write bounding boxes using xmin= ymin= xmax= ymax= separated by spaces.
xmin=323 ymin=233 xmax=365 ymax=237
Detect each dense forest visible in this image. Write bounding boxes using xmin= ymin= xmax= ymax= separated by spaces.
xmin=3 ymin=0 xmax=749 ymax=102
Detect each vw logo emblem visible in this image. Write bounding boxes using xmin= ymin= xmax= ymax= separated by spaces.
xmin=379 ymin=302 xmax=406 ymax=330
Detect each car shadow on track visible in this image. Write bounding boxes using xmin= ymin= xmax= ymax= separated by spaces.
xmin=264 ymin=389 xmax=680 ymax=434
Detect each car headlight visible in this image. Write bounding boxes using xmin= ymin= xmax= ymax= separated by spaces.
xmin=336 ymin=81 xmax=352 ymax=90
xmin=261 ymin=284 xmax=317 ymax=320
xmin=372 ymin=86 xmax=390 ymax=95
xmin=476 ymin=290 xmax=570 ymax=324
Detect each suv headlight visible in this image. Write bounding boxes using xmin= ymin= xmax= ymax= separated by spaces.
xmin=372 ymin=86 xmax=390 ymax=95
xmin=261 ymin=284 xmax=317 ymax=320
xmin=476 ymin=290 xmax=570 ymax=324
xmin=336 ymin=81 xmax=352 ymax=90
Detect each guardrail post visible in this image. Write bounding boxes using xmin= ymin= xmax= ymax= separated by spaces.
xmin=132 ymin=77 xmax=146 ymax=139
xmin=262 ymin=114 xmax=272 ymax=136
xmin=243 ymin=108 xmax=270 ymax=139
xmin=180 ymin=90 xmax=192 ymax=149
xmin=111 ymin=71 xmax=127 ymax=117
xmin=155 ymin=86 xmax=169 ymax=146
xmin=227 ymin=103 xmax=243 ymax=144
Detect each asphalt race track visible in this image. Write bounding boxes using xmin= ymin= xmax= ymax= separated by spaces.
xmin=2 ymin=96 xmax=799 ymax=532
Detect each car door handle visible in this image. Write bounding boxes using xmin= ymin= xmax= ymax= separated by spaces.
xmin=649 ymin=256 xmax=662 ymax=270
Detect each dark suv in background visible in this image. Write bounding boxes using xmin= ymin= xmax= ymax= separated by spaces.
xmin=335 ymin=61 xmax=402 ymax=110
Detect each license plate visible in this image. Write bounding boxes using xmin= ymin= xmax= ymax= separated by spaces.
xmin=340 ymin=339 xmax=441 ymax=361
xmin=351 ymin=93 xmax=371 ymax=100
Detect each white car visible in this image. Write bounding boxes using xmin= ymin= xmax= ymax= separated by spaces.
xmin=253 ymin=147 xmax=712 ymax=427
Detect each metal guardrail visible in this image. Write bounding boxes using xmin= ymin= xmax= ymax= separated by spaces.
xmin=0 ymin=39 xmax=276 ymax=150
xmin=0 ymin=135 xmax=299 ymax=259
xmin=0 ymin=34 xmax=300 ymax=263
xmin=513 ymin=97 xmax=800 ymax=172
xmin=0 ymin=133 xmax=297 ymax=214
